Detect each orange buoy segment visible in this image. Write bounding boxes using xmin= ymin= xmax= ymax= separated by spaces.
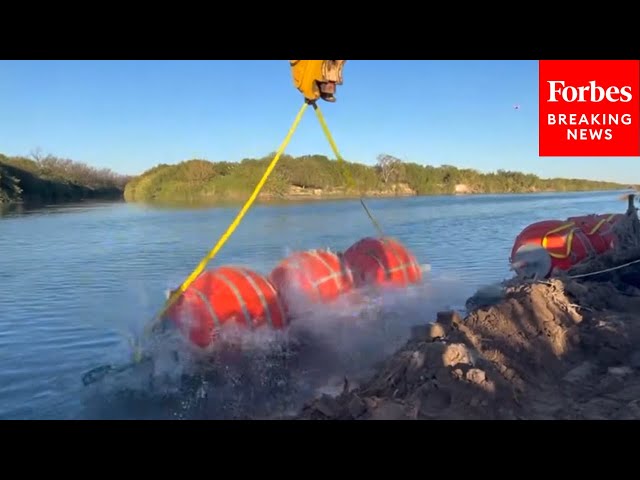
xmin=269 ymin=249 xmax=354 ymax=314
xmin=343 ymin=237 xmax=422 ymax=288
xmin=510 ymin=214 xmax=623 ymax=278
xmin=511 ymin=220 xmax=591 ymax=276
xmin=165 ymin=266 xmax=286 ymax=349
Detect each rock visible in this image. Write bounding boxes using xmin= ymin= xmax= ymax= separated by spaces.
xmin=563 ymin=361 xmax=594 ymax=384
xmin=347 ymin=396 xmax=367 ymax=418
xmin=443 ymin=344 xmax=473 ymax=367
xmin=466 ymin=368 xmax=487 ymax=385
xmin=465 ymin=368 xmax=496 ymax=393
xmin=429 ymin=322 xmax=447 ymax=340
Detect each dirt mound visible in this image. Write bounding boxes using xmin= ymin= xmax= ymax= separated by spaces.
xmin=298 ymin=277 xmax=640 ymax=420
xmin=297 ymin=209 xmax=640 ymax=420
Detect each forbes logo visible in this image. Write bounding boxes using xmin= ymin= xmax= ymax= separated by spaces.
xmin=547 ymin=80 xmax=633 ymax=103
xmin=538 ymin=60 xmax=640 ymax=157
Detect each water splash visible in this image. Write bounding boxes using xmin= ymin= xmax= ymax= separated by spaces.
xmin=81 ymin=269 xmax=472 ymax=419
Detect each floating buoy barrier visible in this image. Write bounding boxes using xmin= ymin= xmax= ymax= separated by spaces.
xmin=343 ymin=237 xmax=423 ymax=288
xmin=269 ymin=249 xmax=354 ymax=317
xmin=510 ymin=213 xmax=625 ymax=278
xmin=165 ymin=266 xmax=286 ymax=349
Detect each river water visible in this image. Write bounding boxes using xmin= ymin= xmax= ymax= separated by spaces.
xmin=0 ymin=190 xmax=626 ymax=419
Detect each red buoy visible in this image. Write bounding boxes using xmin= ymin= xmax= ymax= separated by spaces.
xmin=343 ymin=237 xmax=422 ymax=288
xmin=165 ymin=266 xmax=286 ymax=349
xmin=511 ymin=218 xmax=611 ymax=278
xmin=269 ymin=249 xmax=354 ymax=315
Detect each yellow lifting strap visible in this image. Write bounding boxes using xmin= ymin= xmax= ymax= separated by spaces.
xmin=135 ymin=80 xmax=384 ymax=358
xmin=141 ymin=101 xmax=310 ymax=341
xmin=588 ymin=213 xmax=616 ymax=236
xmin=311 ymin=103 xmax=385 ymax=238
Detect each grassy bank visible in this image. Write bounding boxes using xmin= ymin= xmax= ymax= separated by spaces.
xmin=0 ymin=152 xmax=131 ymax=205
xmin=124 ymin=153 xmax=629 ymax=205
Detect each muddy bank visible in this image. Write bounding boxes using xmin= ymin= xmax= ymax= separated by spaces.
xmin=297 ymin=208 xmax=640 ymax=420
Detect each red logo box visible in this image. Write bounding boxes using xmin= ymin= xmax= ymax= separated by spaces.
xmin=539 ymin=60 xmax=640 ymax=157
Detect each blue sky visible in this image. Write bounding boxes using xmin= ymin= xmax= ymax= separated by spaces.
xmin=0 ymin=60 xmax=636 ymax=182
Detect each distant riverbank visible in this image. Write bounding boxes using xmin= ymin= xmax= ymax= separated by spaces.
xmin=3 ymin=151 xmax=631 ymax=209
xmin=0 ymin=153 xmax=130 ymax=206
xmin=123 ymin=154 xmax=629 ymax=206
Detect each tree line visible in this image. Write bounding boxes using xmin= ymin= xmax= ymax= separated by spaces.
xmin=2 ymin=150 xmax=628 ymax=207
xmin=123 ymin=153 xmax=628 ymax=204
xmin=0 ymin=150 xmax=131 ymax=204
